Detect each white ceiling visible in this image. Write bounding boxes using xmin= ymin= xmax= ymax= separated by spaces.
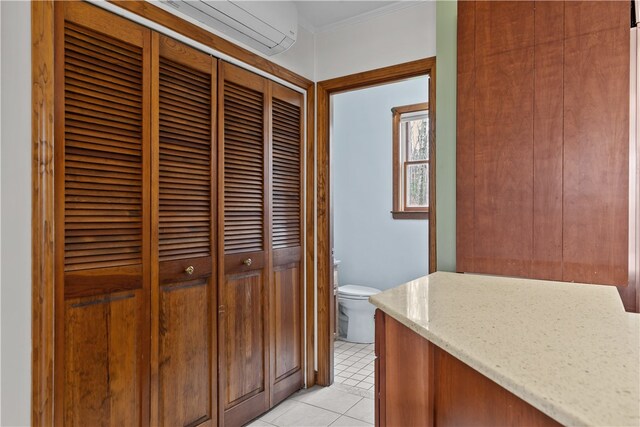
xmin=293 ymin=1 xmax=402 ymax=32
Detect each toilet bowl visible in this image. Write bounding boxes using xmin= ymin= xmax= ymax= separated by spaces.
xmin=338 ymin=285 xmax=381 ymax=343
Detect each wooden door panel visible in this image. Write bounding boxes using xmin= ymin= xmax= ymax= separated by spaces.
xmin=64 ymin=290 xmax=142 ymax=427
xmin=563 ymin=5 xmax=629 ymax=286
xmin=220 ymin=62 xmax=270 ymax=426
xmin=155 ymin=35 xmax=217 ymax=427
xmin=473 ymin=46 xmax=534 ymax=277
xmin=224 ymin=272 xmax=266 ymax=406
xmin=456 ymin=0 xmax=476 ymax=273
xmin=532 ymin=1 xmax=564 ymax=281
xmin=57 ymin=3 xmax=151 ymax=425
xmin=158 ymin=279 xmax=212 ymax=426
xmin=270 ymin=83 xmax=304 ymax=405
xmin=273 ymin=264 xmax=302 ymax=380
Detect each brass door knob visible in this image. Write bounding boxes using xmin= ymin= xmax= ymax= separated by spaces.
xmin=243 ymin=258 xmax=252 ymax=267
xmin=185 ymin=265 xmax=194 ymax=275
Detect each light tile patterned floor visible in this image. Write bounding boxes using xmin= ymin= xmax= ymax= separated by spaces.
xmin=245 ymin=340 xmax=375 ymax=427
xmin=333 ymin=340 xmax=375 ymax=394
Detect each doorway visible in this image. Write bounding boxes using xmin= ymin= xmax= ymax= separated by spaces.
xmin=315 ymin=58 xmax=437 ymax=386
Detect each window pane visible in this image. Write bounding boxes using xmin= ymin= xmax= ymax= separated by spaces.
xmin=407 ymin=163 xmax=428 ymax=207
xmin=406 ymin=116 xmax=429 ymax=161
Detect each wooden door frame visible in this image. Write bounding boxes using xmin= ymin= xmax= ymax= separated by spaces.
xmin=315 ymin=57 xmax=437 ymax=386
xmin=31 ymin=1 xmax=316 ymax=424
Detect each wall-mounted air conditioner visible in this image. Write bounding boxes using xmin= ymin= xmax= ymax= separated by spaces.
xmin=159 ymin=0 xmax=298 ymax=56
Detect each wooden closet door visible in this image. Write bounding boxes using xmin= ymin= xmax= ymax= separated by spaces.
xmin=152 ymin=34 xmax=217 ymax=427
xmin=54 ymin=3 xmax=151 ymax=425
xmin=218 ymin=62 xmax=270 ymax=426
xmin=269 ymin=83 xmax=305 ymax=405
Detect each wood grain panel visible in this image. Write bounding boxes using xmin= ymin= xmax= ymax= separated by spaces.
xmin=532 ymin=1 xmax=564 ymax=281
xmin=272 ymin=265 xmax=303 ymax=401
xmin=222 ymin=273 xmax=269 ymax=416
xmin=563 ymin=3 xmax=629 ymax=285
xmin=32 ymin=1 xmax=56 ymax=424
xmin=434 ymin=346 xmax=560 ymax=427
xmin=564 ymin=0 xmax=629 ymax=38
xmin=379 ymin=313 xmax=433 ymax=427
xmin=158 ymin=280 xmax=212 ymax=426
xmin=475 ymin=1 xmax=535 ymax=56
xmin=456 ymin=0 xmax=476 ymax=273
xmin=473 ymin=46 xmax=534 ymax=277
xmin=374 ymin=310 xmax=385 ymax=427
xmin=457 ymin=0 xmax=631 ymax=293
xmin=63 ymin=291 xmax=141 ymax=427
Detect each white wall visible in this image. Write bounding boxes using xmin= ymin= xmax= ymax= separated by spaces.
xmin=1 ymin=1 xmax=32 ymax=425
xmin=315 ymin=1 xmax=436 ymax=81
xmin=333 ymin=77 xmax=429 ymax=291
xmin=271 ymin=25 xmax=315 ymax=81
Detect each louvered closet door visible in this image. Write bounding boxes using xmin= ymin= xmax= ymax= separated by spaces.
xmin=55 ymin=3 xmax=151 ymax=425
xmin=218 ymin=62 xmax=270 ymax=427
xmin=152 ymin=35 xmax=217 ymax=427
xmin=269 ymin=83 xmax=304 ymax=405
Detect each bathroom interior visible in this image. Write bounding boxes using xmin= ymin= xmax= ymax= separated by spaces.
xmin=331 ymin=76 xmax=430 ymax=389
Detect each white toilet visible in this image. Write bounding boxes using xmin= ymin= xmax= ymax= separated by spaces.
xmin=338 ymin=285 xmax=381 ymax=343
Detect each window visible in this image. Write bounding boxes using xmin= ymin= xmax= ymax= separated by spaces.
xmin=392 ymin=103 xmax=430 ymax=219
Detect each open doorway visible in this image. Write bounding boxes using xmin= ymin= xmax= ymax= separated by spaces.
xmin=331 ymin=77 xmax=430 ymax=392
xmin=315 ymin=58 xmax=436 ymax=386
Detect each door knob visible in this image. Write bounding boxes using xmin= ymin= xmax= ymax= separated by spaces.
xmin=243 ymin=258 xmax=252 ymax=267
xmin=185 ymin=265 xmax=194 ymax=275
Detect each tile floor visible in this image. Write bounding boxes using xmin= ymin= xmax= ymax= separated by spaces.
xmin=245 ymin=340 xmax=375 ymax=427
xmin=333 ymin=341 xmax=375 ymax=395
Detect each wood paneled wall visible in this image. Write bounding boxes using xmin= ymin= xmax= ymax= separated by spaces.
xmin=456 ymin=1 xmax=633 ymax=309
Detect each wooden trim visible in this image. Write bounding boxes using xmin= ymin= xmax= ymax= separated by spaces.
xmin=316 ymin=57 xmax=437 ymax=386
xmin=107 ymin=0 xmax=312 ymax=90
xmin=305 ymin=83 xmax=316 ymax=388
xmin=149 ymin=30 xmax=160 ymax=427
xmin=318 ymin=58 xmax=436 ymax=93
xmin=392 ymin=102 xmax=429 ymax=115
xmin=316 ymin=82 xmax=332 ymax=386
xmin=52 ymin=4 xmax=65 ymax=424
xmin=31 ymin=1 xmax=56 ymax=425
xmin=216 ymin=59 xmax=225 ymax=427
xmin=391 ymin=211 xmax=429 ymax=220
xmin=429 ymin=63 xmax=437 ymax=274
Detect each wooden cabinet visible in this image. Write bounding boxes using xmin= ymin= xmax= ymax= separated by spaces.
xmin=54 ymin=3 xmax=304 ymax=426
xmin=456 ymin=1 xmax=632 ymax=307
xmin=374 ymin=310 xmax=560 ymax=427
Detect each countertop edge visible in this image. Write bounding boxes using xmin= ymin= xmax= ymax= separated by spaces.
xmin=370 ymin=297 xmax=590 ymax=427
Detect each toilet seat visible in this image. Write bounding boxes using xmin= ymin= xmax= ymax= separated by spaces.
xmin=338 ymin=284 xmax=380 ymax=300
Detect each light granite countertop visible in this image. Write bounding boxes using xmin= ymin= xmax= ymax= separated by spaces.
xmin=369 ymin=271 xmax=640 ymax=426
